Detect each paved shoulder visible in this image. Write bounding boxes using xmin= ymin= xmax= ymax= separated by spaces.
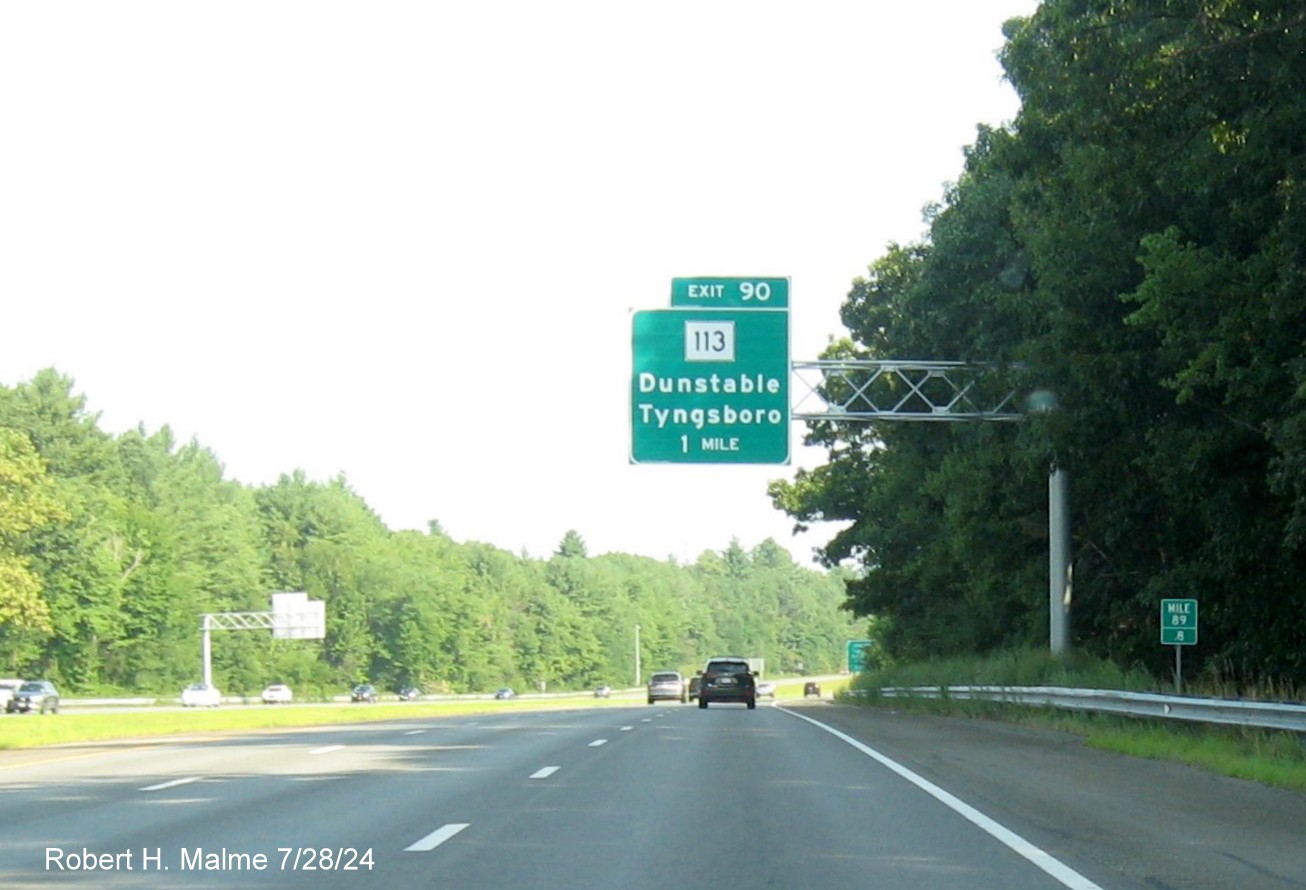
xmin=784 ymin=702 xmax=1306 ymax=890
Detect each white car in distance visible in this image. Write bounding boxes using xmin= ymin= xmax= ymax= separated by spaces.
xmin=261 ymin=684 xmax=293 ymax=704
xmin=0 ymin=679 xmax=23 ymax=710
xmin=180 ymin=683 xmax=222 ymax=707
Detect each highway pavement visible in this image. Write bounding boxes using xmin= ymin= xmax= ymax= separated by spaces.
xmin=0 ymin=699 xmax=1301 ymax=889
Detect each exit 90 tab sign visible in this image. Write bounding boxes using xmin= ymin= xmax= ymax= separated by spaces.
xmin=671 ymin=277 xmax=789 ymax=309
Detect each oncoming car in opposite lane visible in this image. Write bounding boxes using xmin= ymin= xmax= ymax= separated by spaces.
xmin=261 ymin=684 xmax=293 ymax=704
xmin=5 ymin=680 xmax=60 ymax=714
xmin=647 ymin=671 xmax=687 ymax=704
xmin=180 ymin=683 xmax=221 ymax=708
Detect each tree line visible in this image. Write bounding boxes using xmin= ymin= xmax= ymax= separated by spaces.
xmin=770 ymin=0 xmax=1306 ymax=690
xmin=0 ymin=370 xmax=860 ymax=695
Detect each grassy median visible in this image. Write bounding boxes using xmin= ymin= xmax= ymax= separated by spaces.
xmin=0 ymin=679 xmax=850 ymax=751
xmin=0 ymin=697 xmax=618 ymax=750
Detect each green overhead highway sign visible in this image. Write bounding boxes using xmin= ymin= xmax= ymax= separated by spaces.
xmin=671 ymin=277 xmax=790 ymax=309
xmin=630 ymin=308 xmax=789 ymax=464
xmin=1160 ymin=598 xmax=1198 ymax=645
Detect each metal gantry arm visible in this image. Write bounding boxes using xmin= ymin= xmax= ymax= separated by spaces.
xmin=789 ymin=358 xmax=1070 ymax=655
xmin=203 ymin=612 xmax=290 ymax=632
xmin=792 ymin=360 xmax=1023 ymax=422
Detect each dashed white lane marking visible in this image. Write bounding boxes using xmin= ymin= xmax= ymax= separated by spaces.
xmin=780 ymin=708 xmax=1105 ymax=890
xmin=530 ymin=766 xmax=560 ymax=779
xmin=140 ymin=777 xmax=201 ymax=792
xmin=404 ymin=730 xmax=425 ymax=736
xmin=620 ymin=726 xmax=634 ymax=731
xmin=406 ymin=823 xmax=470 ymax=852
xmin=308 ymin=745 xmax=345 ymax=755
xmin=588 ymin=739 xmax=608 ymax=748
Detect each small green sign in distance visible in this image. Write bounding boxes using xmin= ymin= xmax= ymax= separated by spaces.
xmin=671 ymin=277 xmax=790 ymax=309
xmin=630 ymin=308 xmax=789 ymax=464
xmin=1160 ymin=598 xmax=1198 ymax=646
xmin=847 ymin=640 xmax=873 ymax=672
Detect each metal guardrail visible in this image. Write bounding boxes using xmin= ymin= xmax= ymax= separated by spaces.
xmin=871 ymin=686 xmax=1306 ymax=732
xmin=45 ymin=697 xmax=161 ymax=709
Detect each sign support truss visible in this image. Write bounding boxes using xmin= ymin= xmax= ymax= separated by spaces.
xmin=789 ymin=359 xmax=1070 ymax=655
xmin=199 ymin=592 xmax=324 ymax=688
xmin=792 ymin=360 xmax=1022 ymax=422
xmin=204 ymin=612 xmax=307 ymax=633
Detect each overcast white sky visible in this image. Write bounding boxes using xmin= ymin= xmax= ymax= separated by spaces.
xmin=1 ymin=1 xmax=1039 ymax=565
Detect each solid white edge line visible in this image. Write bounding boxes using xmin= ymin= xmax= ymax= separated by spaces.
xmin=405 ymin=822 xmax=470 ymax=852
xmin=530 ymin=766 xmax=560 ymax=779
xmin=779 ymin=707 xmax=1106 ymax=890
xmin=140 ymin=776 xmax=201 ymax=792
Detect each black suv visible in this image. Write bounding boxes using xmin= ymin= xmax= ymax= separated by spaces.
xmin=351 ymin=683 xmax=378 ymax=703
xmin=697 ymin=657 xmax=756 ymax=709
xmin=6 ymin=680 xmax=60 ymax=714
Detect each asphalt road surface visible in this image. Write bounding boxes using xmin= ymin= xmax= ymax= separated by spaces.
xmin=0 ymin=700 xmax=1302 ymax=889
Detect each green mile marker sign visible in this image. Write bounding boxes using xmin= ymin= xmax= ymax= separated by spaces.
xmin=1160 ymin=598 xmax=1198 ymax=646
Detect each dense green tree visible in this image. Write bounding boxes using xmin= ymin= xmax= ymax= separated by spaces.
xmin=0 ymin=428 xmax=63 ymax=668
xmin=111 ymin=428 xmax=267 ymax=690
xmin=774 ymin=0 xmax=1306 ymax=687
xmin=0 ymin=372 xmax=860 ymax=693
xmin=0 ymin=372 xmax=131 ymax=686
xmin=554 ymin=529 xmax=588 ymax=559
xmin=256 ymin=473 xmax=393 ymax=684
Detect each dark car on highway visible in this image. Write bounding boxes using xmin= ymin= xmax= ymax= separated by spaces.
xmin=351 ymin=683 xmax=378 ymax=703
xmin=5 ymin=680 xmax=59 ymax=714
xmin=697 ymin=657 xmax=756 ymax=709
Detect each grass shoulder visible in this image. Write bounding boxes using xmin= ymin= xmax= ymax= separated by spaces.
xmin=844 ymin=650 xmax=1306 ymax=793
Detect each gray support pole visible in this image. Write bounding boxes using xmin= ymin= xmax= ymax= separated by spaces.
xmin=1049 ymin=467 xmax=1071 ymax=655
xmin=634 ymin=623 xmax=641 ymax=686
xmin=202 ymin=616 xmax=213 ymax=687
